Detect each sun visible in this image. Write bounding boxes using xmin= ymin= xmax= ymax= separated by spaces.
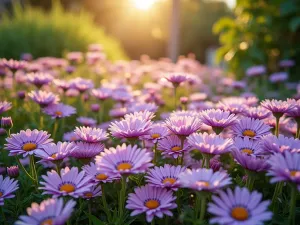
xmin=132 ymin=0 xmax=157 ymax=10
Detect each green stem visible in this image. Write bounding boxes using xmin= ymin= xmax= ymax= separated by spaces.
xmin=15 ymin=156 xmax=35 ymax=181
xmin=101 ymin=184 xmax=111 ymax=222
xmin=271 ymin=182 xmax=283 ymax=211
xmin=176 ymin=191 xmax=181 ymax=215
xmin=151 ymin=219 xmax=155 ymax=225
xmin=296 ymin=121 xmax=300 ymax=139
xmin=88 ymin=202 xmax=92 ymax=225
xmin=199 ymin=195 xmax=206 ymax=221
xmin=195 ymin=193 xmax=201 ymax=220
xmin=0 ymin=207 xmax=7 ymax=225
xmin=119 ymin=176 xmax=127 ymax=219
xmin=275 ymin=116 xmax=280 ymax=137
xmin=52 ymin=119 xmax=59 ymax=141
xmin=174 ymin=87 xmax=177 ymax=110
xmin=30 ymin=155 xmax=38 ymax=188
xmin=245 ymin=171 xmax=256 ymax=191
xmin=39 ymin=108 xmax=44 ymax=129
xmin=153 ymin=143 xmax=158 ymax=165
xmin=288 ymin=185 xmax=297 ymax=225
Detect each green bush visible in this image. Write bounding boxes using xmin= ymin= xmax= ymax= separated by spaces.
xmin=0 ymin=2 xmax=128 ymax=60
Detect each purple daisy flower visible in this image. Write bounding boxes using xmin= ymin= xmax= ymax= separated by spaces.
xmin=53 ymin=79 xmax=71 ymax=92
xmin=242 ymin=106 xmax=272 ymax=120
xmin=76 ymin=117 xmax=97 ymax=127
xmin=28 ymin=90 xmax=60 ymax=107
xmin=40 ymin=167 xmax=93 ymax=198
xmin=232 ymin=149 xmax=270 ymax=172
xmin=261 ymin=99 xmax=296 ymax=117
xmin=187 ymin=132 xmax=233 ymax=155
xmin=63 ymin=131 xmax=80 ymax=142
xmin=269 ymin=72 xmax=288 ymax=83
xmin=67 ymin=51 xmax=83 ymax=63
xmin=260 ymin=134 xmax=300 ymax=155
xmin=7 ymin=165 xmax=19 ymax=178
xmin=208 ymin=187 xmax=272 ymax=225
xmin=43 ymin=103 xmax=76 ymax=119
xmin=126 ymin=184 xmax=177 ymax=222
xmin=141 ymin=123 xmax=170 ymax=143
xmin=109 ymin=117 xmax=152 ymax=139
xmin=124 ymin=110 xmax=155 ymax=121
xmin=145 ymin=164 xmax=186 ymax=191
xmin=35 ymin=142 xmax=78 ymax=163
xmin=26 ymin=72 xmax=53 ymax=88
xmin=165 ymin=115 xmax=202 ymax=137
xmin=279 ymin=59 xmax=295 ymax=68
xmin=0 ymin=175 xmax=18 ymax=205
xmin=178 ymin=168 xmax=231 ymax=191
xmin=74 ymin=126 xmax=108 ymax=143
xmin=5 ymin=129 xmax=52 ymax=157
xmin=15 ymin=198 xmax=76 ymax=225
xmin=82 ymin=185 xmax=102 ymax=199
xmin=83 ymin=162 xmax=119 ymax=183
xmin=91 ymin=88 xmax=112 ymax=101
xmin=70 ymin=142 xmax=104 ymax=160
xmin=129 ymin=102 xmax=158 ymax=113
xmin=246 ymin=65 xmax=266 ymax=77
xmin=157 ymin=135 xmax=191 ymax=159
xmin=233 ymin=137 xmax=262 ymax=156
xmin=216 ymin=97 xmax=248 ymax=114
xmin=109 ymin=107 xmax=128 ymax=118
xmin=0 ymin=101 xmax=12 ymax=114
xmin=200 ymin=109 xmax=237 ymax=134
xmin=70 ymin=77 xmax=94 ymax=93
xmin=267 ymin=151 xmax=300 ymax=190
xmin=164 ymin=73 xmax=188 ymax=87
xmin=95 ymin=144 xmax=153 ymax=176
xmin=2 ymin=59 xmax=27 ymax=72
xmin=231 ymin=117 xmax=271 ymax=139
xmin=286 ymin=99 xmax=300 ymax=119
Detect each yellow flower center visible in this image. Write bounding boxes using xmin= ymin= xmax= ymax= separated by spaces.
xmin=55 ymin=111 xmax=63 ymax=116
xmin=84 ymin=192 xmax=93 ymax=198
xmin=290 ymin=170 xmax=299 ymax=177
xmin=22 ymin=143 xmax=37 ymax=152
xmin=70 ymin=136 xmax=77 ymax=141
xmin=151 ymin=133 xmax=161 ymax=139
xmin=162 ymin=177 xmax=176 ymax=184
xmin=196 ymin=181 xmax=210 ymax=187
xmin=171 ymin=146 xmax=182 ymax=152
xmin=60 ymin=183 xmax=75 ymax=193
xmin=241 ymin=148 xmax=253 ymax=155
xmin=145 ymin=199 xmax=160 ymax=209
xmin=40 ymin=219 xmax=53 ymax=225
xmin=117 ymin=163 xmax=132 ymax=171
xmin=51 ymin=153 xmax=57 ymax=159
xmin=242 ymin=129 xmax=256 ymax=138
xmin=96 ymin=173 xmax=108 ymax=180
xmin=231 ymin=207 xmax=249 ymax=221
xmin=0 ymin=192 xmax=3 ymax=197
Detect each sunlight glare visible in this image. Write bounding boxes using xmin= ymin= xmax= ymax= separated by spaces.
xmin=132 ymin=0 xmax=157 ymax=10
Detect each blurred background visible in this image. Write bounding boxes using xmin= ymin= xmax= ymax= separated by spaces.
xmin=0 ymin=0 xmax=299 ymax=80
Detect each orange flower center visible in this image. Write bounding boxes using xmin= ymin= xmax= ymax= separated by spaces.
xmin=242 ymin=130 xmax=256 ymax=138
xmin=117 ymin=163 xmax=132 ymax=171
xmin=290 ymin=170 xmax=299 ymax=177
xmin=96 ymin=173 xmax=108 ymax=180
xmin=0 ymin=192 xmax=3 ymax=197
xmin=162 ymin=177 xmax=176 ymax=184
xmin=55 ymin=111 xmax=63 ymax=116
xmin=70 ymin=136 xmax=77 ymax=141
xmin=84 ymin=192 xmax=93 ymax=198
xmin=51 ymin=153 xmax=57 ymax=159
xmin=60 ymin=183 xmax=75 ymax=193
xmin=151 ymin=133 xmax=161 ymax=139
xmin=241 ymin=148 xmax=253 ymax=155
xmin=231 ymin=207 xmax=249 ymax=221
xmin=40 ymin=219 xmax=53 ymax=225
xmin=145 ymin=199 xmax=160 ymax=209
xmin=196 ymin=181 xmax=210 ymax=187
xmin=22 ymin=143 xmax=37 ymax=152
xmin=171 ymin=146 xmax=182 ymax=152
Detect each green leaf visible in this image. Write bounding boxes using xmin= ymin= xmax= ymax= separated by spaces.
xmin=289 ymin=17 xmax=300 ymax=32
xmin=85 ymin=213 xmax=106 ymax=225
xmin=280 ymin=1 xmax=298 ymax=16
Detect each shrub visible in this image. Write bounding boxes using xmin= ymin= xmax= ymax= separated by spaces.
xmin=0 ymin=2 xmax=128 ymax=60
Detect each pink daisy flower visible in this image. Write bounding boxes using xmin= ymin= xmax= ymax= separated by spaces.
xmin=83 ymin=162 xmax=120 ymax=183
xmin=165 ymin=115 xmax=202 ymax=137
xmin=71 ymin=142 xmax=104 ymax=160
xmin=28 ymin=90 xmax=60 ymax=107
xmin=43 ymin=103 xmax=76 ymax=119
xmin=74 ymin=126 xmax=108 ymax=143
xmin=158 ymin=135 xmax=192 ymax=159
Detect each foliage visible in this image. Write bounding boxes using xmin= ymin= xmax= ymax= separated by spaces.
xmin=213 ymin=0 xmax=300 ymax=80
xmin=0 ymin=1 xmax=128 ymax=60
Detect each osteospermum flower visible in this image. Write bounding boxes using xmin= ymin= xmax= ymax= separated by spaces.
xmin=165 ymin=115 xmax=202 ymax=137
xmin=260 ymin=134 xmax=300 ymax=155
xmin=158 ymin=135 xmax=191 ymax=159
xmin=28 ymin=90 xmax=60 ymax=107
xmin=71 ymin=142 xmax=104 ymax=160
xmin=164 ymin=73 xmax=188 ymax=87
xmin=126 ymin=184 xmax=177 ymax=222
xmin=26 ymin=72 xmax=53 ymax=88
xmin=200 ymin=109 xmax=237 ymax=134
xmin=243 ymin=106 xmax=272 ymax=120
xmin=187 ymin=132 xmax=233 ymax=155
xmin=40 ymin=167 xmax=93 ymax=198
xmin=269 ymin=72 xmax=288 ymax=83
xmin=43 ymin=103 xmax=76 ymax=119
xmin=141 ymin=123 xmax=170 ymax=143
xmin=95 ymin=144 xmax=153 ymax=176
xmin=216 ymin=97 xmax=248 ymax=114
xmin=261 ymin=99 xmax=296 ymax=117
xmin=5 ymin=129 xmax=52 ymax=156
xmin=232 ymin=149 xmax=270 ymax=172
xmin=15 ymin=198 xmax=76 ymax=225
xmin=129 ymin=102 xmax=158 ymax=113
xmin=63 ymin=131 xmax=80 ymax=142
xmin=145 ymin=164 xmax=186 ymax=191
xmin=74 ymin=126 xmax=108 ymax=143
xmin=83 ymin=162 xmax=119 ymax=183
xmin=178 ymin=168 xmax=231 ymax=191
xmin=246 ymin=65 xmax=266 ymax=77
xmin=208 ymin=187 xmax=272 ymax=225
xmin=233 ymin=137 xmax=262 ymax=155
xmin=231 ymin=117 xmax=271 ymax=139
xmin=0 ymin=101 xmax=12 ymax=114
xmin=70 ymin=77 xmax=94 ymax=93
xmin=82 ymin=185 xmax=102 ymax=199
xmin=76 ymin=117 xmax=97 ymax=127
xmin=267 ymin=151 xmax=300 ymax=190
xmin=0 ymin=175 xmax=18 ymax=205
xmin=35 ymin=142 xmax=78 ymax=163
xmin=1 ymin=59 xmax=27 ymax=71
xmin=109 ymin=117 xmax=153 ymax=139
xmin=124 ymin=110 xmax=155 ymax=121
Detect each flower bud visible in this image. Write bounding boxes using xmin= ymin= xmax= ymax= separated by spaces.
xmin=1 ymin=117 xmax=13 ymax=130
xmin=7 ymin=166 xmax=19 ymax=178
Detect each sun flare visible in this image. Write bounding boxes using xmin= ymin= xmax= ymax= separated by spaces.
xmin=132 ymin=0 xmax=157 ymax=10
